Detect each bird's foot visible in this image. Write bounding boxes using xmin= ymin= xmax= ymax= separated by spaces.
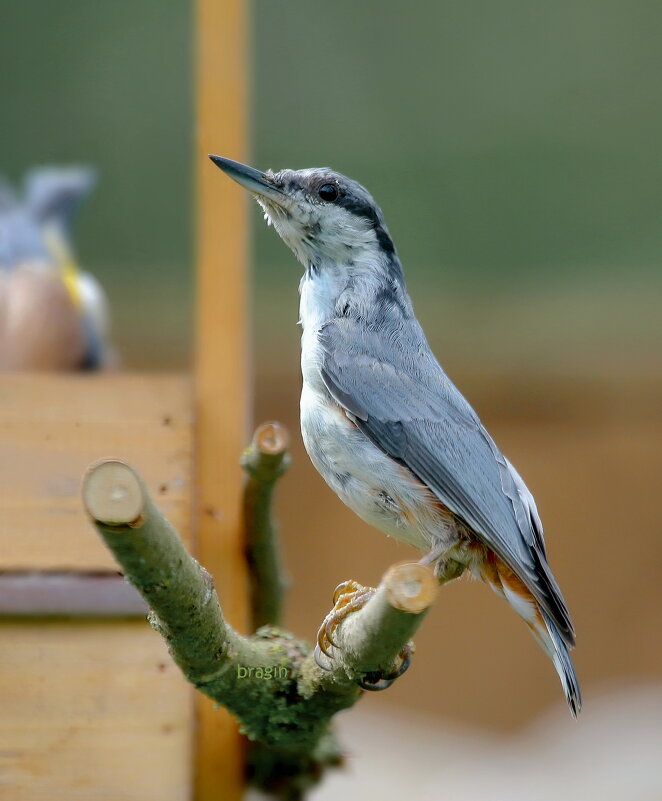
xmin=355 ymin=639 xmax=415 ymax=691
xmin=314 ymin=579 xmax=415 ymax=691
xmin=316 ymin=579 xmax=374 ymax=662
xmin=419 ymin=545 xmax=466 ymax=583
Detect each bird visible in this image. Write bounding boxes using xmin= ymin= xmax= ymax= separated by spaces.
xmin=210 ymin=154 xmax=581 ymax=717
xmin=0 ymin=166 xmax=114 ymax=371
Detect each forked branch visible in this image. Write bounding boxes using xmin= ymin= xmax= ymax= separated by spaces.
xmin=82 ymin=433 xmax=437 ymax=798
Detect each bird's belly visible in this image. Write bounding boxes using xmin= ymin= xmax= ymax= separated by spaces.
xmin=300 ymin=383 xmax=460 ymax=553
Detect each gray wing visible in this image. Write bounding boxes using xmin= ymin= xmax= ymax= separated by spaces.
xmin=318 ymin=316 xmax=575 ymax=646
xmin=24 ymin=166 xmax=96 ymax=230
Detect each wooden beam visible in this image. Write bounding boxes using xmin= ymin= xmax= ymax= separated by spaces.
xmin=195 ymin=0 xmax=249 ymax=797
xmin=0 ymin=573 xmax=147 ymax=616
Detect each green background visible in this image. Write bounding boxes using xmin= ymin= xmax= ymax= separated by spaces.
xmin=2 ymin=1 xmax=660 ymax=374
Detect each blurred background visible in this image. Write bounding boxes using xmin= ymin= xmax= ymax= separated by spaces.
xmin=2 ymin=0 xmax=661 ymax=797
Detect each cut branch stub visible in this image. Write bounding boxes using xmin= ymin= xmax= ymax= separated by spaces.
xmin=241 ymin=421 xmax=290 ymax=630
xmin=82 ymin=459 xmax=144 ymax=526
xmin=255 ymin=420 xmax=290 ymax=456
xmin=384 ymin=561 xmax=438 ymax=613
xmin=241 ymin=420 xmax=291 ymax=479
xmin=82 ymin=459 xmax=255 ymax=682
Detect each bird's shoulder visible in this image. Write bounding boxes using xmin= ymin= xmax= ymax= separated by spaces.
xmin=317 ymin=313 xmax=479 ymax=428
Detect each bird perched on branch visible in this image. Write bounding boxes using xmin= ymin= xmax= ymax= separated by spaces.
xmin=0 ymin=166 xmax=114 ymax=371
xmin=211 ymin=155 xmax=581 ymax=716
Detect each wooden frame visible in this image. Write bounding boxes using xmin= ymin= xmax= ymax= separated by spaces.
xmin=0 ymin=1 xmax=249 ymax=798
xmin=194 ymin=0 xmax=249 ymax=796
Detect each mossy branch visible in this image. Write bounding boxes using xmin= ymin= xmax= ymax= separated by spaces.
xmin=82 ymin=436 xmax=437 ymax=799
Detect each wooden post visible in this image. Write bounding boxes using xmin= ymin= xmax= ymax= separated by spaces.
xmin=195 ymin=0 xmax=249 ymax=797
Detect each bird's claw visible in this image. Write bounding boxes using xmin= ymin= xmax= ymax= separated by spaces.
xmin=316 ymin=579 xmax=376 ymax=661
xmin=357 ymin=640 xmax=416 ymax=691
xmin=315 ymin=579 xmax=415 ymax=690
xmin=314 ymin=643 xmax=333 ymax=671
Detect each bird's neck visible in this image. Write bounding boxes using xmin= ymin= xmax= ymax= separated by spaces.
xmin=298 ymin=264 xmax=345 ymax=332
xmin=298 ymin=252 xmax=411 ymax=334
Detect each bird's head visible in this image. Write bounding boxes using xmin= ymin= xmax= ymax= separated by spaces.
xmin=209 ymin=156 xmax=396 ymax=272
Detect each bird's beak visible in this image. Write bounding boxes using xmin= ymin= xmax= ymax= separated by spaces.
xmin=208 ymin=155 xmax=285 ymax=204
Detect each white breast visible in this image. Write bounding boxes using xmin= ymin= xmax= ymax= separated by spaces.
xmin=299 ymin=368 xmax=459 ymax=553
xmin=298 ymin=269 xmax=462 ymax=555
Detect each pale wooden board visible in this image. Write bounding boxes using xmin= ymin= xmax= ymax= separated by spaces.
xmin=0 ymin=621 xmax=193 ymax=800
xmin=0 ymin=374 xmax=192 ymax=570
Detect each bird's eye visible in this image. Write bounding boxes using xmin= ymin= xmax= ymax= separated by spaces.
xmin=318 ymin=183 xmax=339 ymax=202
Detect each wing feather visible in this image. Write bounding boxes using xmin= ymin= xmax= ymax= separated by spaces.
xmin=318 ymin=317 xmax=575 ymax=646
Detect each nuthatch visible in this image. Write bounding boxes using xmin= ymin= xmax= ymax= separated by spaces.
xmin=0 ymin=166 xmax=113 ymax=371
xmin=211 ymin=155 xmax=581 ymax=716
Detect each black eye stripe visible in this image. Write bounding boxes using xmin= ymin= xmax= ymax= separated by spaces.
xmin=335 ymin=195 xmax=395 ymax=255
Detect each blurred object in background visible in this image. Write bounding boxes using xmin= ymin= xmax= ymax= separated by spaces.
xmin=0 ymin=166 xmax=115 ymax=371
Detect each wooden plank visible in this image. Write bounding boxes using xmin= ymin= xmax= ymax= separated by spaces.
xmin=0 ymin=374 xmax=192 ymax=570
xmin=0 ymin=621 xmax=193 ymax=800
xmin=0 ymin=574 xmax=147 ymax=616
xmin=195 ymin=0 xmax=249 ymax=797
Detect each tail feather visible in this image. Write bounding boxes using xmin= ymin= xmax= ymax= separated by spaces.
xmin=540 ymin=609 xmax=582 ymax=718
xmin=481 ymin=554 xmax=582 ymax=717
